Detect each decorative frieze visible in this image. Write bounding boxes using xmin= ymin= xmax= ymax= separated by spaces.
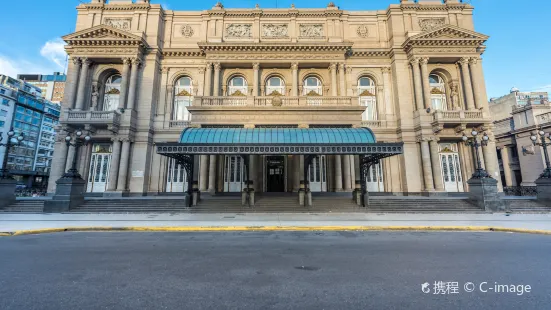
xmin=225 ymin=24 xmax=252 ymax=38
xmin=261 ymin=24 xmax=289 ymax=38
xmin=299 ymin=24 xmax=324 ymax=38
xmin=103 ymin=18 xmax=132 ymax=31
xmin=418 ymin=18 xmax=446 ymax=32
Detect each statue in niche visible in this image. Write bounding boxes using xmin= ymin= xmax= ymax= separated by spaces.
xmin=91 ymin=85 xmax=99 ymax=111
xmin=450 ymin=84 xmax=460 ymax=110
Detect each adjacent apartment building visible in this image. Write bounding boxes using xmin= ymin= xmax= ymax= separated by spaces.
xmin=18 ymin=72 xmax=67 ymax=104
xmin=50 ymin=0 xmax=499 ymax=199
xmin=490 ymin=88 xmax=550 ymax=188
xmin=0 ymin=75 xmax=61 ymax=188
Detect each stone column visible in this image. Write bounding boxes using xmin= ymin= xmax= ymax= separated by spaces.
xmin=67 ymin=57 xmax=81 ymax=109
xmin=74 ymin=58 xmax=91 ymax=110
xmin=338 ymin=63 xmax=346 ymax=96
xmin=253 ymin=63 xmax=259 ymax=96
xmin=47 ymin=140 xmax=69 ymax=193
xmin=118 ymin=58 xmax=131 ymax=109
xmin=349 ymin=155 xmax=356 ymax=188
xmin=410 ymin=58 xmax=424 ymax=111
xmin=469 ymin=57 xmax=483 ymax=109
xmin=204 ymin=63 xmax=212 ymax=96
xmin=213 ymin=62 xmax=221 ymax=96
xmin=208 ymin=155 xmax=217 ymax=193
xmin=334 ymin=155 xmax=343 ymax=191
xmin=249 ymin=155 xmax=257 ymax=189
xmin=106 ymin=138 xmax=122 ymax=191
xmin=65 ymin=145 xmax=76 ymax=172
xmin=376 ymin=86 xmax=385 ymax=120
xmin=291 ymin=63 xmax=298 ymax=96
xmin=116 ymin=139 xmax=131 ymax=191
xmin=420 ymin=57 xmax=432 ymax=110
xmin=343 ymin=153 xmax=352 ymax=190
xmin=459 ymin=57 xmax=475 ymax=110
xmin=330 ymin=63 xmax=338 ymax=96
xmin=126 ymin=58 xmax=141 ymax=110
xmin=429 ymin=138 xmax=445 ymax=191
xmin=420 ymin=139 xmax=435 ymax=192
xmin=293 ymin=155 xmax=300 ymax=191
xmin=500 ymin=147 xmax=513 ymax=187
xmin=199 ymin=155 xmax=209 ymax=191
xmin=482 ymin=139 xmax=502 ymax=190
xmin=382 ymin=67 xmax=394 ymax=117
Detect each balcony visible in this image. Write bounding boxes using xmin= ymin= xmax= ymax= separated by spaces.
xmin=193 ymin=96 xmax=355 ymax=107
xmin=431 ymin=110 xmax=488 ymax=131
xmin=62 ymin=110 xmax=121 ymax=132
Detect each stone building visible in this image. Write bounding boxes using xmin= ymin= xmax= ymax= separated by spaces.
xmin=48 ymin=0 xmax=501 ymax=198
xmin=491 ymin=88 xmax=550 ymax=189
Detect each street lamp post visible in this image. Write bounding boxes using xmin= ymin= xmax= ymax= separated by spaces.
xmin=0 ymin=128 xmax=24 ymax=179
xmin=462 ymin=129 xmax=492 ymax=179
xmin=530 ymin=128 xmax=551 ymax=179
xmin=62 ymin=130 xmax=91 ymax=179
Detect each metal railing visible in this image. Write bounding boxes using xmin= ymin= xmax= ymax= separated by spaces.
xmin=503 ymin=186 xmax=538 ymax=196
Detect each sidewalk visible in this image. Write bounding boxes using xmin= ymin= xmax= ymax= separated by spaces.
xmin=2 ymin=213 xmax=551 ymax=233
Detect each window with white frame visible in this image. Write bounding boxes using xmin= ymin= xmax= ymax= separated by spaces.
xmin=173 ymin=76 xmax=193 ymax=121
xmin=103 ymin=74 xmax=122 ymax=111
xmin=228 ymin=76 xmax=248 ymax=96
xmin=303 ymin=76 xmax=323 ymax=96
xmin=429 ymin=74 xmax=447 ymax=111
xmin=357 ymin=77 xmax=377 ymax=120
xmin=266 ymin=76 xmax=285 ymax=96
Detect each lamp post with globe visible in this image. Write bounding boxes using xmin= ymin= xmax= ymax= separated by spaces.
xmin=0 ymin=128 xmax=24 ymax=179
xmin=462 ymin=129 xmax=492 ymax=179
xmin=530 ymin=128 xmax=551 ymax=179
xmin=62 ymin=130 xmax=91 ymax=179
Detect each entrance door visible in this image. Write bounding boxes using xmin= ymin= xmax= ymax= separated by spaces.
xmin=365 ymin=163 xmax=384 ymax=192
xmin=166 ymin=158 xmax=188 ymax=192
xmin=439 ymin=143 xmax=464 ymax=192
xmin=87 ymin=145 xmax=112 ymax=193
xmin=266 ymin=156 xmax=285 ymax=192
xmin=224 ymin=155 xmax=245 ymax=192
xmin=308 ymin=155 xmax=327 ymax=192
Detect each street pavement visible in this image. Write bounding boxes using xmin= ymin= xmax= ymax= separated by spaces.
xmin=2 ymin=213 xmax=551 ymax=232
xmin=1 ymin=231 xmax=550 ymax=309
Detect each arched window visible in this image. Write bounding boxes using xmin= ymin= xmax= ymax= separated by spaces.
xmin=429 ymin=74 xmax=447 ymax=111
xmin=103 ymin=74 xmax=122 ymax=111
xmin=266 ymin=76 xmax=285 ymax=96
xmin=357 ymin=77 xmax=377 ymax=120
xmin=228 ymin=76 xmax=248 ymax=96
xmin=303 ymin=76 xmax=322 ymax=96
xmin=173 ymin=76 xmax=193 ymax=121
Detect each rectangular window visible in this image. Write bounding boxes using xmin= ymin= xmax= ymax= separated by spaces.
xmin=0 ymin=110 xmax=7 ymax=117
xmin=0 ymin=121 xmax=5 ymax=127
xmin=2 ymin=98 xmax=9 ymax=106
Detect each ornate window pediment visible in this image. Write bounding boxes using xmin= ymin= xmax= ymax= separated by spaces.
xmin=403 ymin=25 xmax=488 ymax=50
xmin=62 ymin=25 xmax=149 ymax=48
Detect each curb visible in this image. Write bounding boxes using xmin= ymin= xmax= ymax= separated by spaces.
xmin=1 ymin=226 xmax=551 ymax=236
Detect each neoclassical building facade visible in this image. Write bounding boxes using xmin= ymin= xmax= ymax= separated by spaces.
xmin=48 ymin=0 xmax=501 ymax=197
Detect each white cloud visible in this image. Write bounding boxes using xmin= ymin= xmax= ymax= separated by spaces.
xmin=0 ymin=38 xmax=67 ymax=78
xmin=40 ymin=38 xmax=67 ymax=70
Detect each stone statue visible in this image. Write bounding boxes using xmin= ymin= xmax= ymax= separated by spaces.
xmin=91 ymin=85 xmax=99 ymax=111
xmin=450 ymin=84 xmax=460 ymax=110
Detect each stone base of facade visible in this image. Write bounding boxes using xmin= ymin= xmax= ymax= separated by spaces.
xmin=467 ymin=177 xmax=505 ymax=212
xmin=44 ymin=177 xmax=86 ymax=213
xmin=422 ymin=191 xmax=449 ymax=197
xmin=0 ymin=178 xmax=17 ymax=209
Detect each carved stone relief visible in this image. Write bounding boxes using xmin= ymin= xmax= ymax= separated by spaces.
xmin=181 ymin=24 xmax=194 ymax=38
xmin=225 ymin=24 xmax=252 ymax=38
xmin=356 ymin=25 xmax=369 ymax=38
xmin=262 ymin=24 xmax=288 ymax=38
xmin=103 ymin=18 xmax=131 ymax=31
xmin=418 ymin=18 xmax=446 ymax=32
xmin=299 ymin=24 xmax=324 ymax=38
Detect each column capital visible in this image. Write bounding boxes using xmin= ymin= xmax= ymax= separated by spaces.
xmin=110 ymin=137 xmax=120 ymax=143
xmin=81 ymin=58 xmax=92 ymax=66
xmin=160 ymin=66 xmax=169 ymax=74
xmin=458 ymin=57 xmax=470 ymax=66
xmin=419 ymin=57 xmax=429 ymax=65
xmin=291 ymin=62 xmax=299 ymax=70
xmin=338 ymin=63 xmax=345 ymax=71
xmin=381 ymin=67 xmax=391 ymax=74
xmin=198 ymin=66 xmax=205 ymax=74
xmin=205 ymin=62 xmax=213 ymax=69
xmin=409 ymin=57 xmax=420 ymax=66
xmin=122 ymin=57 xmax=132 ymax=65
xmin=469 ymin=57 xmax=479 ymax=65
xmin=71 ymin=57 xmax=81 ymax=65
xmin=213 ymin=62 xmax=221 ymax=71
xmin=329 ymin=63 xmax=337 ymax=71
xmin=252 ymin=63 xmax=260 ymax=70
xmin=130 ymin=58 xmax=142 ymax=66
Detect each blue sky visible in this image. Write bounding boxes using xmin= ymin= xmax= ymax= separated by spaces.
xmin=0 ymin=0 xmax=549 ymax=98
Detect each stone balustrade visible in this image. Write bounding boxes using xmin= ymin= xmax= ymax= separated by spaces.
xmin=168 ymin=120 xmax=192 ymax=128
xmin=193 ymin=96 xmax=355 ymax=107
xmin=63 ymin=109 xmax=122 ymax=131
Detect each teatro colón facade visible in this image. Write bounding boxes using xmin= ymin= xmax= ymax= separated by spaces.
xmin=49 ymin=0 xmax=500 ymax=200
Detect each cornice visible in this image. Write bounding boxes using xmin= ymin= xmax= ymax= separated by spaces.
xmin=163 ymin=49 xmax=205 ymax=58
xmin=400 ymin=3 xmax=469 ymax=11
xmin=205 ymin=8 xmax=343 ymax=18
xmin=84 ymin=3 xmax=151 ymax=11
xmin=197 ymin=42 xmax=353 ymax=53
xmin=349 ymin=49 xmax=391 ymax=58
xmin=63 ymin=25 xmax=149 ymax=49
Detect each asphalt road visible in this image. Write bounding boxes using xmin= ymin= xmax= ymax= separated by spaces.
xmin=1 ymin=231 xmax=550 ymax=310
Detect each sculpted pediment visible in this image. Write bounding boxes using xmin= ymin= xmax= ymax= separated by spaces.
xmin=403 ymin=25 xmax=488 ymax=51
xmin=63 ymin=25 xmax=148 ymax=48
